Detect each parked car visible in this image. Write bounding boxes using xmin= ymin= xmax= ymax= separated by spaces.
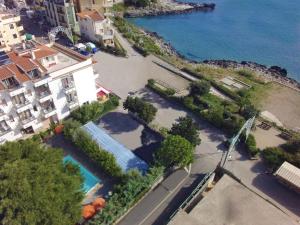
xmin=79 ymin=50 xmax=90 ymax=56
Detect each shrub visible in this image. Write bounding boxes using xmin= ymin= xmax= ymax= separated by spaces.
xmin=262 ymin=147 xmax=285 ymax=170
xmin=63 ymin=120 xmax=123 ymax=178
xmin=87 ymin=166 xmax=164 ymax=225
xmin=147 ymin=79 xmax=176 ymax=97
xmin=70 ymin=96 xmax=119 ymax=124
xmin=190 ymin=80 xmax=211 ymax=96
xmin=123 ymin=97 xmax=157 ymax=124
xmin=245 ymin=134 xmax=259 ymax=157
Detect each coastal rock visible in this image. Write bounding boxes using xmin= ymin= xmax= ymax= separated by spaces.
xmin=124 ymin=2 xmax=215 ymax=18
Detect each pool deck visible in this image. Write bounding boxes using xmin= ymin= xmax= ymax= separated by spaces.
xmin=47 ymin=134 xmax=115 ymax=204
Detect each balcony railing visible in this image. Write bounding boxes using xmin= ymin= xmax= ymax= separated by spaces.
xmin=15 ymin=100 xmax=30 ymax=109
xmin=21 ymin=116 xmax=36 ymax=126
xmin=0 ymin=127 xmax=12 ymax=137
xmin=37 ymin=90 xmax=52 ymax=100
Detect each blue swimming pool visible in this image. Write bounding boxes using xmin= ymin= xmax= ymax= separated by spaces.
xmin=63 ymin=155 xmax=100 ymax=193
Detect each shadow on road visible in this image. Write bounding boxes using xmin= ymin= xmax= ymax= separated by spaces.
xmin=99 ymin=112 xmax=140 ymax=134
xmin=151 ymin=173 xmax=206 ymax=225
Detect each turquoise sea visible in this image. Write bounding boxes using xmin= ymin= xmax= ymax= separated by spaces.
xmin=128 ymin=0 xmax=300 ymax=81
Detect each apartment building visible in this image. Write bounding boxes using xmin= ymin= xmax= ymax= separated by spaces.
xmin=44 ymin=0 xmax=79 ymax=33
xmin=0 ymin=41 xmax=97 ymax=143
xmin=0 ymin=11 xmax=25 ymax=51
xmin=77 ymin=10 xmax=114 ymax=47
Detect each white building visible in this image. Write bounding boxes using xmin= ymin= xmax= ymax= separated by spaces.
xmin=0 ymin=41 xmax=97 ymax=143
xmin=0 ymin=10 xmax=25 ymax=51
xmin=44 ymin=0 xmax=79 ymax=33
xmin=77 ymin=10 xmax=114 ymax=47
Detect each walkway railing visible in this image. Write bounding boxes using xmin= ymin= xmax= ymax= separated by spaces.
xmin=167 ymin=171 xmax=215 ymax=223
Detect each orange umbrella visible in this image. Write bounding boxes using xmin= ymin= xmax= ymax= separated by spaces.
xmin=92 ymin=197 xmax=106 ymax=210
xmin=82 ymin=205 xmax=96 ymax=219
xmin=54 ymin=124 xmax=64 ymax=134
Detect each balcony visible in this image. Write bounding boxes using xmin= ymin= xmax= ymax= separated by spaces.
xmin=43 ymin=107 xmax=57 ymax=118
xmin=9 ymin=86 xmax=26 ymax=97
xmin=63 ymin=82 xmax=76 ymax=94
xmin=17 ymin=25 xmax=24 ymax=32
xmin=15 ymin=100 xmax=32 ymax=113
xmin=34 ymin=76 xmax=52 ymax=87
xmin=37 ymin=90 xmax=52 ymax=103
xmin=21 ymin=116 xmax=37 ymax=129
xmin=103 ymin=1 xmax=113 ymax=8
xmin=0 ymin=127 xmax=12 ymax=137
xmin=67 ymin=98 xmax=78 ymax=110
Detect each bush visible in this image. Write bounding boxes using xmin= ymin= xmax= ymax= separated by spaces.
xmin=70 ymin=95 xmax=119 ymax=124
xmin=63 ymin=119 xmax=123 ymax=178
xmin=262 ymin=147 xmax=286 ymax=170
xmin=123 ymin=96 xmax=157 ymax=124
xmin=147 ymin=79 xmax=176 ymax=97
xmin=245 ymin=134 xmax=259 ymax=157
xmin=87 ymin=166 xmax=164 ymax=225
xmin=190 ymin=80 xmax=211 ymax=96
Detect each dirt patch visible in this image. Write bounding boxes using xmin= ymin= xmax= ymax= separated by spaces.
xmin=261 ymin=84 xmax=300 ymax=130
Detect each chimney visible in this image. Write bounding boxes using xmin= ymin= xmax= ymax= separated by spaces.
xmin=22 ymin=42 xmax=26 ymax=50
xmin=31 ymin=51 xmax=36 ymax=60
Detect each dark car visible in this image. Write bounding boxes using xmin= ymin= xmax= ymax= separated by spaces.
xmin=79 ymin=50 xmax=90 ymax=56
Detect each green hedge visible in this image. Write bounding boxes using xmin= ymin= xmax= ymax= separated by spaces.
xmin=245 ymin=134 xmax=259 ymax=157
xmin=147 ymin=79 xmax=176 ymax=97
xmin=210 ymin=80 xmax=241 ymax=102
xmin=70 ymin=94 xmax=119 ymax=124
xmin=63 ymin=119 xmax=123 ymax=178
xmin=87 ymin=167 xmax=164 ymax=225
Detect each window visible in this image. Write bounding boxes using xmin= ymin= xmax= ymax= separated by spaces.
xmin=9 ymin=115 xmax=14 ymax=122
xmin=1 ymin=99 xmax=7 ymax=106
xmin=9 ymin=24 xmax=14 ymax=29
xmin=13 ymin=34 xmax=17 ymax=39
xmin=33 ymin=105 xmax=38 ymax=111
xmin=2 ymin=77 xmax=19 ymax=89
xmin=0 ymin=120 xmax=9 ymax=132
xmin=27 ymin=90 xmax=32 ymax=96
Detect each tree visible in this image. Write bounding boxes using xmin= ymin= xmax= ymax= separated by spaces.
xmin=241 ymin=104 xmax=258 ymax=119
xmin=262 ymin=147 xmax=286 ymax=170
xmin=190 ymin=80 xmax=211 ymax=96
xmin=123 ymin=97 xmax=157 ymax=124
xmin=156 ymin=135 xmax=195 ymax=168
xmin=0 ymin=139 xmax=84 ymax=225
xmin=170 ymin=116 xmax=201 ymax=146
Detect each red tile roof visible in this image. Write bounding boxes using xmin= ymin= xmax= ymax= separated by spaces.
xmin=77 ymin=10 xmax=104 ymax=22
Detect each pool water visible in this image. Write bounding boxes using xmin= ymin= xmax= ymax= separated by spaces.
xmin=63 ymin=155 xmax=100 ymax=193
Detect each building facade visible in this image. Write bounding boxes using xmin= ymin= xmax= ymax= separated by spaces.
xmin=0 ymin=41 xmax=97 ymax=143
xmin=44 ymin=0 xmax=79 ymax=33
xmin=77 ymin=10 xmax=114 ymax=47
xmin=0 ymin=11 xmax=25 ymax=52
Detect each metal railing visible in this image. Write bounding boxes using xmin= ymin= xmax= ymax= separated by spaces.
xmin=168 ymin=171 xmax=214 ymax=223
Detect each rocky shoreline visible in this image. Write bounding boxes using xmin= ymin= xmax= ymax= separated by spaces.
xmin=141 ymin=29 xmax=300 ymax=91
xmin=124 ymin=1 xmax=215 ymax=18
xmin=203 ymin=60 xmax=300 ymax=90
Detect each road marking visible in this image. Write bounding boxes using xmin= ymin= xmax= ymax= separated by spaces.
xmin=137 ymin=171 xmax=189 ymax=225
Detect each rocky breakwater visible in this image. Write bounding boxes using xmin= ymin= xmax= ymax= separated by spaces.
xmin=203 ymin=59 xmax=300 ymax=90
xmin=124 ymin=0 xmax=215 ymax=18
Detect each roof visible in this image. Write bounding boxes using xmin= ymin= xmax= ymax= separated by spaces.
xmin=82 ymin=122 xmax=149 ymax=173
xmin=169 ymin=174 xmax=298 ymax=225
xmin=77 ymin=10 xmax=104 ymax=22
xmin=275 ymin=161 xmax=300 ymax=188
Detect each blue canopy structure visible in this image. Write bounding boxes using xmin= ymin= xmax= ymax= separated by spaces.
xmin=82 ymin=122 xmax=148 ymax=174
